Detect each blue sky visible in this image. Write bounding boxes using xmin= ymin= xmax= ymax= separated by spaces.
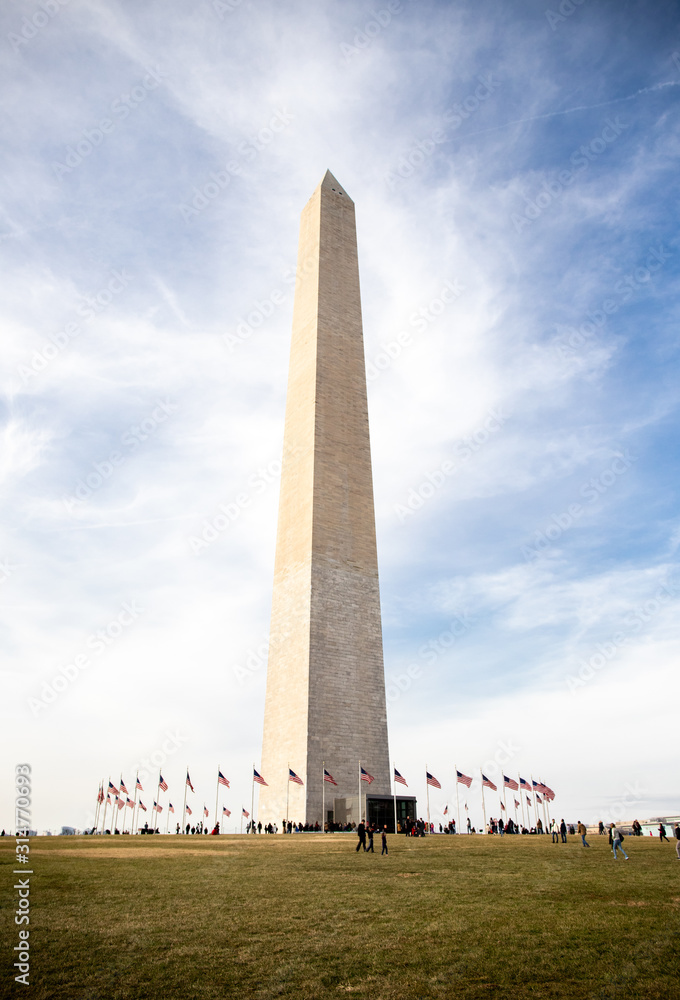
xmin=2 ymin=0 xmax=679 ymax=833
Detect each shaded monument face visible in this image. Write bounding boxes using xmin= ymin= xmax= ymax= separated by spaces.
xmin=258 ymin=171 xmax=390 ymax=826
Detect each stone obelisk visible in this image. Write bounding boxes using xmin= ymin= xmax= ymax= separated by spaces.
xmin=258 ymin=170 xmax=390 ymax=826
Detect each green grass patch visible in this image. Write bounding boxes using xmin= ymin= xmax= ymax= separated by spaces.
xmin=2 ymin=833 xmax=679 ymax=999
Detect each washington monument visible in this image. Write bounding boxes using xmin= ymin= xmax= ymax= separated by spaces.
xmin=258 ymin=170 xmax=390 ymax=826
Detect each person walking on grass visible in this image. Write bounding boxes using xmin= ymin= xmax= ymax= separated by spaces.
xmin=381 ymin=826 xmax=388 ymax=855
xmin=611 ymin=823 xmax=629 ymax=860
xmin=356 ymin=821 xmax=366 ymax=853
xmin=577 ymin=821 xmax=590 ymax=847
xmin=560 ymin=818 xmax=567 ymax=843
xmin=674 ymin=823 xmax=680 ymax=859
xmin=659 ymin=823 xmax=669 ymax=842
xmin=366 ymin=825 xmax=375 ymax=853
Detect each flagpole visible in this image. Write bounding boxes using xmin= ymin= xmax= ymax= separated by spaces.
xmin=479 ymin=770 xmax=487 ymax=834
xmin=425 ymin=766 xmax=431 ymax=831
xmin=214 ymin=767 xmax=220 ymax=834
xmin=240 ymin=808 xmax=244 ymax=835
xmin=392 ymin=763 xmax=397 ymax=834
xmin=358 ymin=760 xmax=361 ymax=826
xmin=285 ymin=761 xmax=290 ymax=827
xmin=131 ymin=772 xmax=139 ymax=835
xmin=322 ymin=761 xmax=325 ymax=833
xmin=541 ymin=782 xmax=549 ymax=831
xmin=94 ymin=784 xmax=100 ymax=831
xmin=101 ymin=778 xmax=110 ymax=833
xmin=518 ymin=773 xmax=526 ymax=830
xmin=454 ymin=765 xmax=461 ymax=834
xmin=530 ymin=774 xmax=539 ymax=831
xmin=182 ymin=766 xmax=188 ymax=835
xmin=252 ymin=763 xmax=256 ymax=833
xmin=502 ymin=780 xmax=507 ymax=820
xmin=165 ymin=802 xmax=170 ymax=835
xmin=120 ymin=776 xmax=128 ymax=835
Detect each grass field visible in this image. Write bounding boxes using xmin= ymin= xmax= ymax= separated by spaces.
xmin=2 ymin=832 xmax=679 ymax=999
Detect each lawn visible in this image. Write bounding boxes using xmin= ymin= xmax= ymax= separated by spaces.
xmin=2 ymin=832 xmax=679 ymax=999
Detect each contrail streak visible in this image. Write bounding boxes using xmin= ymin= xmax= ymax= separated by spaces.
xmin=454 ymin=81 xmax=680 ymax=141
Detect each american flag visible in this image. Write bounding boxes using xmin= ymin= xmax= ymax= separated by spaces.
xmin=186 ymin=805 xmax=192 ymax=815
xmin=108 ymin=781 xmax=119 ymax=795
xmin=544 ymin=787 xmax=555 ymax=802
xmin=535 ymin=793 xmax=543 ymax=804
xmin=106 ymin=793 xmax=111 ymax=802
xmin=242 ymin=808 xmax=249 ymax=818
xmin=503 ymin=775 xmax=519 ymax=791
xmin=126 ymin=798 xmax=134 ymax=810
xmin=253 ymin=769 xmax=268 ymax=786
xmin=481 ymin=773 xmax=497 ymax=791
xmin=218 ymin=771 xmax=230 ymax=787
xmin=203 ymin=806 xmax=209 ymax=817
xmin=186 ymin=771 xmax=195 ymax=792
xmin=443 ymin=805 xmax=449 ymax=816
xmin=136 ymin=776 xmax=143 ymax=792
xmin=117 ymin=798 xmax=125 ymax=810
xmin=223 ymin=807 xmax=231 ymax=817
xmin=97 ymin=785 xmax=104 ymax=804
xmin=526 ymin=795 xmax=532 ymax=806
xmin=426 ymin=771 xmax=441 ymax=789
xmin=500 ymin=801 xmax=506 ymax=811
xmin=120 ymin=778 xmax=129 ymax=795
xmin=153 ymin=801 xmax=162 ymax=813
xmin=324 ymin=769 xmax=337 ymax=786
xmin=289 ymin=768 xmax=304 ymax=785
xmin=457 ymin=770 xmax=473 ymax=788
xmin=360 ymin=767 xmax=374 ymax=784
xmin=514 ymin=799 xmax=520 ymax=808
xmin=394 ymin=768 xmax=407 ymax=786
xmin=139 ymin=800 xmax=147 ymax=812
xmin=159 ymin=774 xmax=168 ymax=792
xmin=169 ymin=804 xmax=175 ymax=814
